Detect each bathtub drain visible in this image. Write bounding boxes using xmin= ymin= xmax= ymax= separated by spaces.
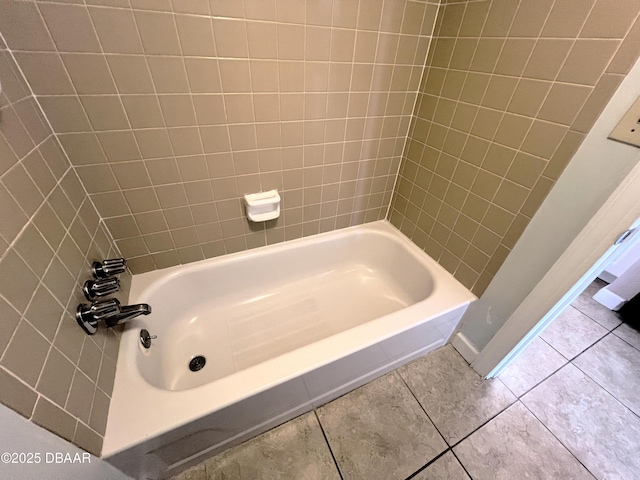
xmin=189 ymin=356 xmax=206 ymax=372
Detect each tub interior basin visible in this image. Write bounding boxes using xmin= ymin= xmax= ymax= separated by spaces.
xmin=136 ymin=228 xmax=434 ymax=391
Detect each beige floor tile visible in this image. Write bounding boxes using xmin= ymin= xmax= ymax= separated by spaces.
xmin=204 ymin=412 xmax=340 ymax=480
xmin=540 ymin=306 xmax=608 ymax=359
xmin=454 ymin=402 xmax=594 ymax=480
xmin=499 ymin=336 xmax=568 ymax=397
xmin=316 ymin=372 xmax=447 ymax=480
xmin=573 ymin=334 xmax=640 ymax=416
xmin=398 ymin=345 xmax=516 ymax=445
xmin=523 ymin=364 xmax=640 ymax=480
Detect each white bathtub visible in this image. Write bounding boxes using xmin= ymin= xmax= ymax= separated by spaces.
xmin=104 ymin=220 xmax=475 ymax=479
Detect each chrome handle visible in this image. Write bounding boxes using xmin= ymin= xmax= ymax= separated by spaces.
xmin=83 ymin=276 xmax=120 ymax=301
xmin=87 ymin=298 xmax=121 ymax=321
xmin=76 ymin=299 xmax=121 ymax=335
xmin=93 ymin=258 xmax=127 ymax=278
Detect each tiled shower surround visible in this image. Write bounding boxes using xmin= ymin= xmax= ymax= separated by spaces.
xmin=0 ymin=0 xmax=439 ymax=274
xmin=0 ymin=0 xmax=640 ymax=460
xmin=0 ymin=44 xmax=129 ymax=455
xmin=390 ymin=0 xmax=640 ymax=295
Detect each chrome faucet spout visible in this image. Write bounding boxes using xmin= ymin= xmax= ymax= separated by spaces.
xmin=104 ymin=302 xmax=152 ymax=328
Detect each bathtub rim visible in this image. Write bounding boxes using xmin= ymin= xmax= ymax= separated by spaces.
xmin=103 ymin=220 xmax=476 ymax=458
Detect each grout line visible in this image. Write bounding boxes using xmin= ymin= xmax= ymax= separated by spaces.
xmin=312 ymin=0 xmax=338 ymax=234
xmin=449 ymin=448 xmax=475 ymax=480
xmin=404 ymin=447 xmax=451 ymax=480
xmin=127 ymin=5 xmax=183 ymax=264
xmin=333 ymin=0 xmax=363 ymax=228
xmin=538 ymin=328 xmax=572 ymax=362
xmin=395 ymin=369 xmax=448 ymax=442
xmin=517 ymin=398 xmax=597 ymax=478
xmin=444 ymin=402 xmax=514 ymax=452
xmin=385 ymin=1 xmax=439 ymax=221
xmin=568 ymin=332 xmax=640 ymax=423
xmin=209 ymin=10 xmax=239 ymax=255
xmin=395 ymin=355 xmax=516 ymax=477
xmin=313 ymin=410 xmax=344 ymax=480
xmin=392 ymin=368 xmax=475 ymax=478
xmin=611 ymin=323 xmax=640 ymax=354
xmin=168 ymin=0 xmax=211 ymax=260
xmin=542 ymin=308 xmax=610 ymax=363
xmin=398 ymin=347 xmax=520 ymax=454
xmin=497 ymin=351 xmax=568 ymax=401
xmin=22 ymin=70 xmax=616 ymax=93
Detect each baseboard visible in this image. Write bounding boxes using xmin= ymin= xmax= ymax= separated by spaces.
xmin=451 ymin=332 xmax=479 ymax=364
xmin=593 ymin=287 xmax=626 ymax=311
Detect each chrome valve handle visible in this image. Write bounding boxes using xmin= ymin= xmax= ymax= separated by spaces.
xmin=93 ymin=258 xmax=127 ymax=278
xmin=76 ymin=299 xmax=121 ymax=335
xmin=83 ymin=276 xmax=120 ymax=301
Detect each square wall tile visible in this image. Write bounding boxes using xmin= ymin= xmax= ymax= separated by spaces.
xmin=1 ymin=320 xmax=50 ymax=387
xmin=32 ymin=397 xmax=77 ymax=442
xmin=0 ymin=367 xmax=38 ymax=419
xmin=39 ymin=3 xmax=101 ymax=53
xmin=134 ymin=10 xmax=182 ymax=56
xmin=13 ymin=52 xmax=74 ymax=95
xmin=89 ymin=7 xmax=144 ymax=54
xmin=62 ymin=54 xmax=117 ymax=95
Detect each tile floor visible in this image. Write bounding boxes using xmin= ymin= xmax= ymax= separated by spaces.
xmin=173 ymin=280 xmax=640 ymax=480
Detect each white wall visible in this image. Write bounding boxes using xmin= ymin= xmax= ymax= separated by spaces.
xmin=0 ymin=404 xmax=131 ymax=480
xmin=457 ymin=57 xmax=640 ymax=351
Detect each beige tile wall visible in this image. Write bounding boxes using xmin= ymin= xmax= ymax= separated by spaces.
xmin=390 ymin=0 xmax=640 ymax=296
xmin=1 ymin=0 xmax=440 ymax=274
xmin=0 ymin=43 xmax=129 ymax=455
xmin=1 ymin=0 xmax=636 ymax=456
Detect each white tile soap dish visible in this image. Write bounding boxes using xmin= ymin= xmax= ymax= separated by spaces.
xmin=244 ymin=189 xmax=280 ymax=222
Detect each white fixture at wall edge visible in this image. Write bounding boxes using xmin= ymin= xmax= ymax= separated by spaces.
xmin=244 ymin=189 xmax=280 ymax=222
xmin=592 ymin=287 xmax=626 ymax=310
